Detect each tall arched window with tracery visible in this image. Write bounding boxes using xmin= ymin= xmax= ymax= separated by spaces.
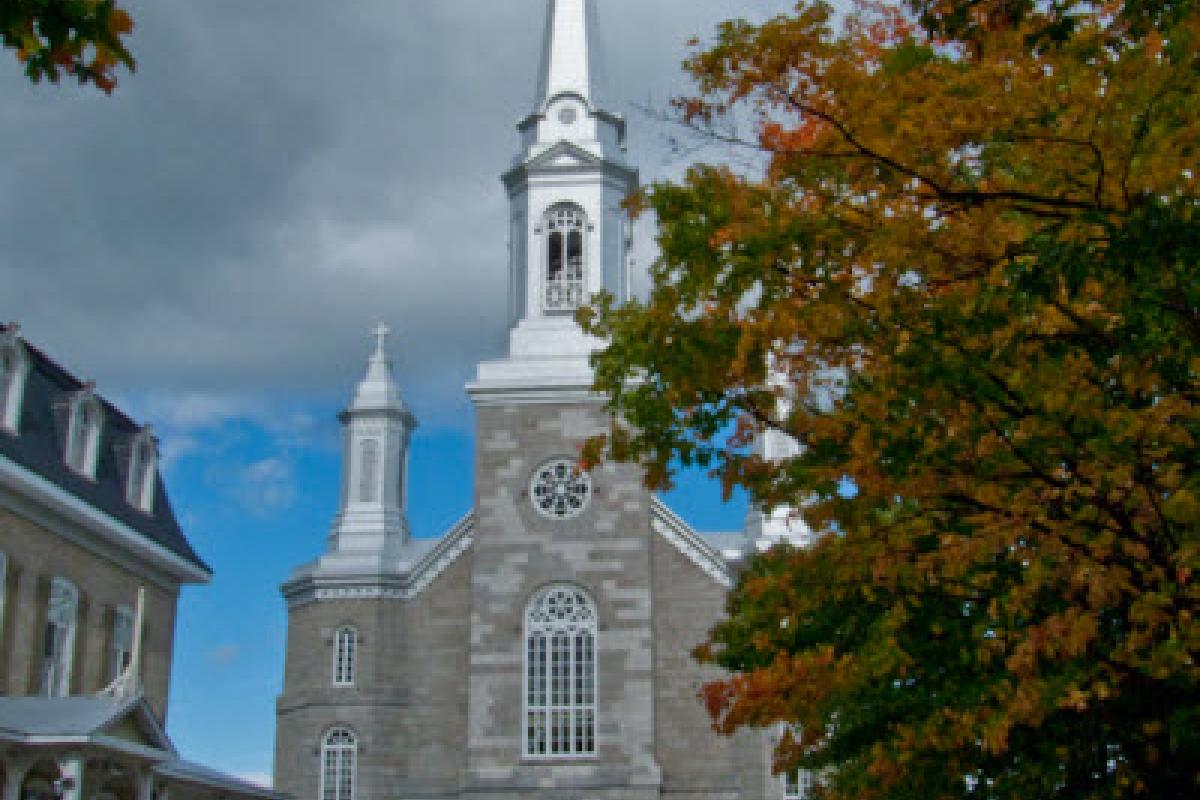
xmin=320 ymin=727 xmax=356 ymax=800
xmin=543 ymin=204 xmax=586 ymax=312
xmin=524 ymin=583 xmax=596 ymax=757
xmin=333 ymin=626 xmax=357 ymax=686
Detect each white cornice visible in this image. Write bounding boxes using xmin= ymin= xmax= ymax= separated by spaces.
xmin=0 ymin=454 xmax=210 ymax=585
xmin=282 ymin=513 xmax=475 ymax=607
xmin=650 ymin=497 xmax=734 ymax=589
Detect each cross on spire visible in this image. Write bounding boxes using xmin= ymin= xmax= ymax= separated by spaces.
xmin=372 ymin=322 xmax=391 ymax=359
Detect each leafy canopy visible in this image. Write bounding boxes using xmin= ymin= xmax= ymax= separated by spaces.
xmin=581 ymin=1 xmax=1200 ymax=797
xmin=2 ymin=0 xmax=134 ymax=92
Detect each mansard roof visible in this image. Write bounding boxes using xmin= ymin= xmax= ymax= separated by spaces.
xmin=0 ymin=324 xmax=209 ymax=580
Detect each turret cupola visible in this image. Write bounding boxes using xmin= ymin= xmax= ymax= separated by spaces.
xmin=327 ymin=324 xmax=417 ymax=569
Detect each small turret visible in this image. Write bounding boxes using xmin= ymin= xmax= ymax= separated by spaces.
xmin=325 ymin=324 xmax=418 ymax=572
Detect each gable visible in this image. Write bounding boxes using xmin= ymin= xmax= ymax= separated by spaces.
xmin=650 ymin=498 xmax=735 ymax=589
xmin=525 ymin=141 xmax=602 ymax=173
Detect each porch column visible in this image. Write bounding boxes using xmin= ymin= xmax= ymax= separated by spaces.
xmin=57 ymin=755 xmax=84 ymax=800
xmin=137 ymin=769 xmax=155 ymax=800
xmin=3 ymin=757 xmax=29 ymax=800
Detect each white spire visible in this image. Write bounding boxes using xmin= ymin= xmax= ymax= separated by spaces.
xmin=350 ymin=322 xmax=405 ymax=413
xmin=535 ymin=0 xmax=600 ymax=109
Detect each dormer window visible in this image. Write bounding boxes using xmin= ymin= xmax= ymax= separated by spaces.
xmin=127 ymin=427 xmax=158 ymax=512
xmin=0 ymin=326 xmax=30 ymax=433
xmin=66 ymin=388 xmax=103 ymax=478
xmin=544 ymin=203 xmax=586 ymax=312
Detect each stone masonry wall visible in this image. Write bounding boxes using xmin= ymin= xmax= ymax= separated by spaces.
xmin=466 ymin=400 xmax=660 ymax=800
xmin=651 ymin=533 xmax=773 ymax=800
xmin=275 ymin=596 xmax=407 ymax=800
xmin=398 ymin=547 xmax=472 ymax=798
xmin=0 ymin=504 xmax=178 ymax=720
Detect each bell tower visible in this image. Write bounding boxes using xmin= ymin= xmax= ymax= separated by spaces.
xmin=468 ymin=0 xmax=637 ymax=402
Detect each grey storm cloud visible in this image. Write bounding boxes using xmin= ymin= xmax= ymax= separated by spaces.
xmin=1 ymin=0 xmax=793 ymax=420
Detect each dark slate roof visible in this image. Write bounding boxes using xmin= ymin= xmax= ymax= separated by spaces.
xmin=0 ymin=325 xmax=209 ymax=575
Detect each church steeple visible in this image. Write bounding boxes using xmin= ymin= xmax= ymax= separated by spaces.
xmin=325 ymin=324 xmax=417 ymax=569
xmin=469 ymin=0 xmax=637 ymax=404
xmin=534 ymin=0 xmax=600 ymax=110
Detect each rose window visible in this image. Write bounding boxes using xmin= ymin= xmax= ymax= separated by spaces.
xmin=530 ymin=458 xmax=591 ymax=519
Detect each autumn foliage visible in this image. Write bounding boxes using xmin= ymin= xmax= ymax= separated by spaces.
xmin=580 ymin=0 xmax=1200 ymax=797
xmin=2 ymin=0 xmax=134 ymax=92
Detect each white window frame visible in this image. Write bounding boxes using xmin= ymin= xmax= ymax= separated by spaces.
xmin=65 ymin=390 xmax=103 ymax=478
xmin=126 ymin=428 xmax=157 ymax=512
xmin=108 ymin=604 xmax=134 ymax=683
xmin=0 ymin=330 xmax=30 ymax=434
xmin=542 ymin=203 xmax=587 ymax=312
xmin=319 ymin=727 xmax=357 ymax=800
xmin=523 ymin=583 xmax=597 ymax=758
xmin=783 ymin=769 xmax=816 ymax=800
xmin=333 ymin=625 xmax=357 ymax=687
xmin=42 ymin=577 xmax=79 ymax=697
xmin=0 ymin=550 xmax=7 ymax=648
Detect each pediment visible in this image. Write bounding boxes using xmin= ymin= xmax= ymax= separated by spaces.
xmin=525 ymin=141 xmax=603 ymax=173
xmin=98 ymin=696 xmax=176 ymax=753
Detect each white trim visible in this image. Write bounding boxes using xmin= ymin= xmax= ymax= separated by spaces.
xmin=282 ymin=514 xmax=474 ymax=607
xmin=0 ymin=452 xmax=211 ymax=584
xmin=332 ymin=625 xmax=356 ymax=687
xmin=319 ymin=726 xmax=357 ymax=800
xmin=42 ymin=577 xmax=79 ymax=697
xmin=126 ymin=428 xmax=158 ymax=514
xmin=0 ymin=331 xmax=30 ymax=434
xmin=650 ymin=497 xmax=734 ymax=588
xmin=65 ymin=389 xmax=103 ymax=479
xmin=522 ymin=583 xmax=597 ymax=759
xmin=466 ymin=383 xmax=605 ymax=406
xmin=0 ymin=549 xmax=7 ymax=649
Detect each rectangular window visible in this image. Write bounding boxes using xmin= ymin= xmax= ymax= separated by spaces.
xmin=108 ymin=606 xmax=134 ymax=683
xmin=783 ymin=770 xmax=815 ymax=800
xmin=41 ymin=579 xmax=78 ymax=697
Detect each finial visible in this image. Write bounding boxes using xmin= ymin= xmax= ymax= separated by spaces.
xmin=372 ymin=322 xmax=391 ymax=360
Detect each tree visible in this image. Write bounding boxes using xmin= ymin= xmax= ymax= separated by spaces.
xmin=2 ymin=0 xmax=134 ymax=92
xmin=579 ymin=1 xmax=1200 ymax=797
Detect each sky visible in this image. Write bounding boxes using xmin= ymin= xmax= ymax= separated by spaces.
xmin=2 ymin=0 xmax=796 ymax=785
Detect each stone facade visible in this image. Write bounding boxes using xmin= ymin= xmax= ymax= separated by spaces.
xmin=275 ymin=399 xmax=778 ymax=800
xmin=0 ymin=504 xmax=177 ymax=719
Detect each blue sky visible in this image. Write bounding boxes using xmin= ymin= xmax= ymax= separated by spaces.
xmin=3 ymin=0 xmax=796 ymax=785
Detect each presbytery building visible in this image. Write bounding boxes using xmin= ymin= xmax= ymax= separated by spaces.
xmin=274 ymin=3 xmax=814 ymax=800
xmin=0 ymin=323 xmax=283 ymax=800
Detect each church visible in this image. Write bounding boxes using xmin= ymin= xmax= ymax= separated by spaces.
xmin=273 ymin=2 xmax=811 ymax=800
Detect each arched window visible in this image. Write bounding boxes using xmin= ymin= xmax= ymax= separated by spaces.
xmin=0 ymin=328 xmax=29 ymax=434
xmin=127 ymin=429 xmax=157 ymax=512
xmin=524 ymin=583 xmax=596 ymax=757
xmin=358 ymin=440 xmax=378 ymax=503
xmin=333 ymin=626 xmax=357 ymax=686
xmin=41 ymin=577 xmax=78 ymax=697
xmin=108 ymin=605 xmax=134 ymax=683
xmin=543 ymin=204 xmax=586 ymax=312
xmin=66 ymin=391 xmax=102 ymax=478
xmin=320 ymin=727 xmax=357 ymax=800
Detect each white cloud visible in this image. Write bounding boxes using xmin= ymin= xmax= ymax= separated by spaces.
xmin=205 ymin=644 xmax=239 ymax=667
xmin=232 ymin=457 xmax=297 ymax=517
